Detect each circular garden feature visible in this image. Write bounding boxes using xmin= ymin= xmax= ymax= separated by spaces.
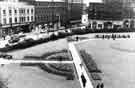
xmin=22 ymin=50 xmax=75 ymax=80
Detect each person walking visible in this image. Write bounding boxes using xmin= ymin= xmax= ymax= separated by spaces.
xmin=100 ymin=83 xmax=104 ymax=88
xmin=96 ymin=84 xmax=100 ymax=88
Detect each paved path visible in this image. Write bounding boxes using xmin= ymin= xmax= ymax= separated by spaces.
xmin=0 ymin=59 xmax=73 ymax=64
xmin=68 ymin=42 xmax=94 ymax=88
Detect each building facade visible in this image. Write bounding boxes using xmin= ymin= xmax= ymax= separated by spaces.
xmin=0 ymin=0 xmax=35 ymax=35
xmin=87 ymin=2 xmax=123 ymax=29
xmin=121 ymin=0 xmax=135 ymax=28
xmin=103 ymin=0 xmax=135 ymax=28
xmin=21 ymin=0 xmax=83 ymax=27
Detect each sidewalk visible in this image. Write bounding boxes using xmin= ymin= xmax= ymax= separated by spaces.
xmin=69 ymin=43 xmax=94 ymax=88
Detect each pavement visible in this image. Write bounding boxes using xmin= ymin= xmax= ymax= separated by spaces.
xmin=0 ymin=64 xmax=80 ymax=88
xmin=76 ymin=39 xmax=135 ymax=88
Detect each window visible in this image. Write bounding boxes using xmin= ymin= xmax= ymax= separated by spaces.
xmin=23 ymin=17 xmax=25 ymax=22
xmin=3 ymin=10 xmax=6 ymax=15
xmin=23 ymin=9 xmax=25 ymax=14
xmin=27 ymin=9 xmax=29 ymax=14
xmin=3 ymin=18 xmax=6 ymax=24
xmin=15 ymin=17 xmax=17 ymax=23
xmin=31 ymin=16 xmax=33 ymax=21
xmin=19 ymin=9 xmax=25 ymax=14
xmin=19 ymin=17 xmax=22 ymax=23
xmin=9 ymin=10 xmax=12 ymax=15
xmin=31 ymin=9 xmax=34 ymax=14
xmin=15 ymin=9 xmax=17 ymax=14
xmin=27 ymin=16 xmax=29 ymax=21
xmin=9 ymin=18 xmax=12 ymax=24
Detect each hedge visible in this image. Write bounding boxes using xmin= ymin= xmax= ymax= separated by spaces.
xmin=80 ymin=50 xmax=102 ymax=73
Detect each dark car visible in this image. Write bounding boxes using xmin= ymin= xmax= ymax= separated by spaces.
xmin=0 ymin=53 xmax=13 ymax=59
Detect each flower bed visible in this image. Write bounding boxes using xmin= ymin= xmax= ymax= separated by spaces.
xmin=79 ymin=50 xmax=102 ymax=73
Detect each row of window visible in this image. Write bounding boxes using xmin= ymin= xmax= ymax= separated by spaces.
xmin=36 ymin=15 xmax=60 ymax=22
xmin=3 ymin=8 xmax=34 ymax=16
xmin=3 ymin=16 xmax=34 ymax=24
xmin=19 ymin=8 xmax=34 ymax=14
xmin=36 ymin=8 xmax=62 ymax=15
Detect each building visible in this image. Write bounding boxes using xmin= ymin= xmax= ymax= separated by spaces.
xmin=0 ymin=0 xmax=35 ymax=35
xmin=87 ymin=1 xmax=124 ymax=29
xmin=34 ymin=1 xmax=66 ymax=25
xmin=121 ymin=0 xmax=135 ymax=28
xmin=21 ymin=0 xmax=83 ymax=28
xmin=103 ymin=0 xmax=135 ymax=28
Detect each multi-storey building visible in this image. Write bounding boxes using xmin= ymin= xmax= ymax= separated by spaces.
xmin=0 ymin=0 xmax=35 ymax=35
xmin=87 ymin=1 xmax=124 ymax=29
xmin=121 ymin=0 xmax=135 ymax=28
xmin=103 ymin=0 xmax=135 ymax=28
xmin=21 ymin=0 xmax=83 ymax=27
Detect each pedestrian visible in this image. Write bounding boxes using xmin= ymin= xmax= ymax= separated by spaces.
xmin=96 ymin=84 xmax=100 ymax=88
xmin=100 ymin=83 xmax=104 ymax=88
xmin=1 ymin=64 xmax=4 ymax=67
xmin=76 ymin=36 xmax=79 ymax=41
xmin=81 ymin=74 xmax=86 ymax=88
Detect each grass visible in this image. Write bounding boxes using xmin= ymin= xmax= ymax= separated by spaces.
xmin=23 ymin=49 xmax=72 ymax=61
xmin=20 ymin=63 xmax=75 ymax=80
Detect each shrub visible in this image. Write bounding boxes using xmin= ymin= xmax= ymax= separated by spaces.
xmin=38 ymin=63 xmax=75 ymax=80
xmin=91 ymin=73 xmax=102 ymax=80
xmin=49 ymin=33 xmax=58 ymax=41
xmin=72 ymin=29 xmax=86 ymax=35
xmin=57 ymin=32 xmax=68 ymax=38
xmin=46 ymin=53 xmax=71 ymax=61
xmin=41 ymin=49 xmax=68 ymax=59
xmin=80 ymin=50 xmax=102 ymax=73
xmin=49 ymin=64 xmax=74 ymax=72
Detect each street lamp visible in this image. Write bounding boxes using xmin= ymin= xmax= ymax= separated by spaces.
xmin=56 ymin=13 xmax=61 ymax=29
xmin=0 ymin=23 xmax=2 ymax=38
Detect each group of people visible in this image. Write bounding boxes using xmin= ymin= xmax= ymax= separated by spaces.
xmin=95 ymin=34 xmax=131 ymax=40
xmin=97 ymin=83 xmax=104 ymax=88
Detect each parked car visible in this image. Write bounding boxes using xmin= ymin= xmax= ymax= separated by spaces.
xmin=0 ymin=53 xmax=13 ymax=59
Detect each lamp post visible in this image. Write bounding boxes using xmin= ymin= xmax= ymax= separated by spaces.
xmin=56 ymin=13 xmax=61 ymax=29
xmin=51 ymin=0 xmax=54 ymax=28
xmin=0 ymin=23 xmax=2 ymax=38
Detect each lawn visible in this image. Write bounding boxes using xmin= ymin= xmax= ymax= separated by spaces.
xmin=76 ymin=39 xmax=135 ymax=88
xmin=7 ymin=39 xmax=68 ymax=59
xmin=0 ymin=63 xmax=80 ymax=88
